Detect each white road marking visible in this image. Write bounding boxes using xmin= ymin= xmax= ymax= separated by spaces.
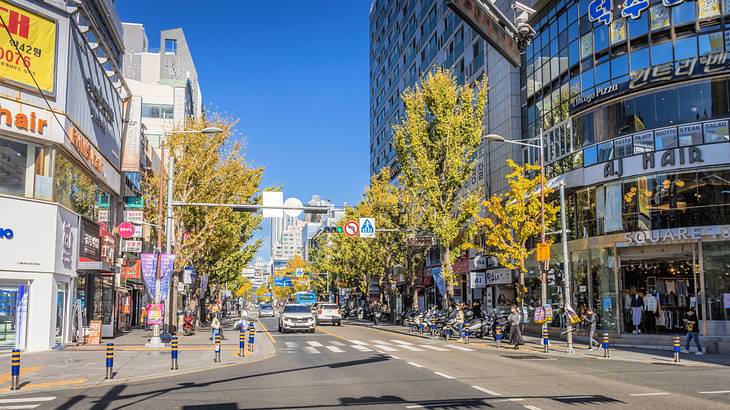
xmin=373 ymin=344 xmax=398 ymax=352
xmin=420 ymin=345 xmax=448 ymax=352
xmin=350 ymin=340 xmax=368 ymax=345
xmin=471 ymin=386 xmax=502 ymax=396
xmin=351 ymin=344 xmax=373 ymax=352
xmin=329 ymin=340 xmax=345 ymax=346
xmin=284 ymin=342 xmax=298 ymax=348
xmin=371 ymin=340 xmax=390 ymax=345
xmin=303 ymin=346 xmax=321 ymax=354
xmin=407 ymin=361 xmax=423 ymax=368
xmin=493 ymin=399 xmax=525 ymax=402
xmin=446 ymin=345 xmax=474 ymax=351
xmin=405 ymin=405 xmax=423 ymax=409
xmin=698 ymin=391 xmax=730 ymax=394
xmin=391 ymin=339 xmax=414 ymax=345
xmin=325 ymin=345 xmax=345 ymax=353
xmin=307 ymin=341 xmax=323 ymax=347
xmin=397 ymin=344 xmax=424 ymax=352
xmin=0 ymin=405 xmax=43 ymax=409
xmin=629 ymin=392 xmax=670 ymax=397
xmin=390 ymin=355 xmax=402 ymax=359
xmin=433 ymin=371 xmax=455 ymax=379
xmin=524 ymin=406 xmax=543 ymax=410
xmin=0 ymin=398 xmax=56 ymax=404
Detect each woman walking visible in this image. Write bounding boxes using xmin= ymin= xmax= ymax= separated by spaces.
xmin=508 ymin=305 xmax=523 ymax=349
xmin=456 ymin=303 xmax=465 ymax=341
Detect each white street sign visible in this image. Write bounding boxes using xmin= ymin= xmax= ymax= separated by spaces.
xmin=122 ymin=240 xmax=142 ymax=253
xmin=262 ymin=191 xmax=284 ymax=218
xmin=359 ymin=217 xmax=375 ymax=238
xmin=125 ymin=210 xmax=144 ymax=224
xmin=470 ymin=272 xmax=486 ymax=289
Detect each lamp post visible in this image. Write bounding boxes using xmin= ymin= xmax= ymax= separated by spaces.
xmin=482 ymin=132 xmax=547 ymax=307
xmin=147 ymin=126 xmax=223 ymax=348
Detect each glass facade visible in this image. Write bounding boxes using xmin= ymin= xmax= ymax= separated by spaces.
xmin=53 ymin=152 xmax=114 ymax=223
xmin=0 ymin=136 xmax=52 ymax=200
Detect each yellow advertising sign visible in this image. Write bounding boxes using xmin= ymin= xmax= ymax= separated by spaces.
xmin=536 ymin=242 xmax=551 ymax=262
xmin=0 ymin=1 xmax=56 ymax=94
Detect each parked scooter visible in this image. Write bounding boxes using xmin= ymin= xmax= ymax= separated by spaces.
xmin=182 ymin=312 xmax=195 ymax=336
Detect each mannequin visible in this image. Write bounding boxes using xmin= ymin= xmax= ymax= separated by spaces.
xmin=644 ymin=289 xmax=658 ymax=333
xmin=630 ymin=292 xmax=644 ymax=334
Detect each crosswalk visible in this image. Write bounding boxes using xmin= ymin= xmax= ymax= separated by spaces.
xmin=0 ymin=396 xmax=56 ymax=409
xmin=279 ymin=338 xmax=474 ymax=355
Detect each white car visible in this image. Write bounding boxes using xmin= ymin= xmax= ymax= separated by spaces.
xmin=279 ymin=304 xmax=316 ymax=333
xmin=315 ymin=303 xmax=342 ymax=326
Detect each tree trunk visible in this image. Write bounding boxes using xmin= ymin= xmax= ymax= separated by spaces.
xmin=442 ymin=244 xmax=452 ymax=309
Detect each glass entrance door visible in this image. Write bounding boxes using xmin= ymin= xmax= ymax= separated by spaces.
xmin=55 ymin=283 xmax=68 ymax=346
xmin=0 ymin=284 xmax=29 ymax=350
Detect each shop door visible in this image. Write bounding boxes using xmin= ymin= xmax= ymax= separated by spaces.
xmin=0 ymin=284 xmax=29 ymax=350
xmin=54 ymin=283 xmax=68 ymax=346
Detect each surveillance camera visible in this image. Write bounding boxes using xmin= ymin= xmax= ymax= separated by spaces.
xmin=516 ymin=21 xmax=535 ymax=37
xmin=512 ymin=1 xmax=537 ymax=16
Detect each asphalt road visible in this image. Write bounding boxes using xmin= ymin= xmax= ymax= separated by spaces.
xmin=6 ymin=315 xmax=730 ymax=409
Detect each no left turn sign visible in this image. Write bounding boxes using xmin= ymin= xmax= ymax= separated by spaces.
xmin=344 ymin=220 xmax=359 ymax=237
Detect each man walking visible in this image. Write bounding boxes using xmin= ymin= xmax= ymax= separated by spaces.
xmin=582 ymin=308 xmax=600 ymax=351
xmin=684 ymin=308 xmax=703 ymax=355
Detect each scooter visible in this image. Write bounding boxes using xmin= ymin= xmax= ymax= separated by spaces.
xmin=182 ymin=312 xmax=195 ymax=336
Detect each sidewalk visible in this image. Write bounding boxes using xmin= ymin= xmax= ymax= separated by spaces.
xmin=0 ymin=317 xmax=276 ymax=394
xmin=345 ymin=319 xmax=730 ymax=368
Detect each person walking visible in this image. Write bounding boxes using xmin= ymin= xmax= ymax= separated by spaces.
xmin=456 ymin=303 xmax=465 ymax=341
xmin=508 ymin=305 xmax=523 ymax=349
xmin=684 ymin=308 xmax=703 ymax=355
xmin=371 ymin=301 xmax=381 ymax=326
xmin=582 ymin=308 xmax=600 ymax=350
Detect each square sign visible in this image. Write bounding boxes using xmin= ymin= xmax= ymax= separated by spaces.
xmin=359 ymin=217 xmax=375 ymax=238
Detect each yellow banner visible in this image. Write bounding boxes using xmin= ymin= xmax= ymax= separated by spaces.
xmin=0 ymin=1 xmax=56 ymax=93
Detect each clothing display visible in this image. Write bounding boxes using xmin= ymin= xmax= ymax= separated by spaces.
xmin=631 ymin=306 xmax=643 ymax=326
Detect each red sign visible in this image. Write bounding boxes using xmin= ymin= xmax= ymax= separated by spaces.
xmin=118 ymin=221 xmax=135 ymax=239
xmin=453 ymin=255 xmax=470 ymax=274
xmin=344 ymin=220 xmax=359 ymax=237
xmin=123 ymin=260 xmax=141 ymax=279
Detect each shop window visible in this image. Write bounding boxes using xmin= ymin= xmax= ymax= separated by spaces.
xmin=633 ymin=131 xmax=655 ymax=153
xmin=654 ymin=127 xmax=678 ymax=150
xmin=584 ymin=145 xmax=598 ymax=166
xmin=678 ymin=123 xmax=703 ymax=146
xmin=702 ymin=242 xmax=730 ymax=326
xmin=628 ymin=12 xmax=649 ymax=38
xmin=614 ymin=136 xmax=633 ymax=157
xmin=671 ymin=0 xmax=697 ymax=26
xmin=697 ymin=169 xmax=730 ymax=225
xmin=0 ymin=137 xmax=28 ymax=197
xmin=53 ymin=153 xmax=107 ymax=220
xmin=622 ymin=179 xmax=639 ymax=231
xmin=703 ymin=119 xmax=730 ymax=143
xmin=597 ymin=141 xmax=614 ymax=162
xmin=141 ymin=103 xmax=174 ymax=120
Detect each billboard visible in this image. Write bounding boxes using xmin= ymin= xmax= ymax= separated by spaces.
xmin=0 ymin=1 xmax=57 ymax=94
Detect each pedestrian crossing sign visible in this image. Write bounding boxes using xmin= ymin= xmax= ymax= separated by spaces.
xmin=359 ymin=217 xmax=375 ymax=238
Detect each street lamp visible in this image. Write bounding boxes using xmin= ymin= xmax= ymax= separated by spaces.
xmin=482 ymin=131 xmax=548 ymax=308
xmin=147 ymin=126 xmax=224 ymax=348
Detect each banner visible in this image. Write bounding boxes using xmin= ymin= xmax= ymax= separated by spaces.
xmin=140 ymin=253 xmax=174 ymax=299
xmin=121 ymin=96 xmax=142 ymax=172
xmin=431 ymin=267 xmax=446 ymax=297
xmin=198 ymin=273 xmax=208 ymax=300
xmin=0 ymin=1 xmax=57 ymax=94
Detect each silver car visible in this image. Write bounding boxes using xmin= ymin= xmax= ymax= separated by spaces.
xmin=279 ymin=304 xmax=316 ymax=333
xmin=259 ymin=304 xmax=275 ymax=318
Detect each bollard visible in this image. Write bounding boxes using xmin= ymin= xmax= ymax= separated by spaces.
xmin=10 ymin=348 xmax=20 ymax=390
xmin=105 ymin=343 xmax=114 ymax=380
xmin=171 ymin=336 xmax=179 ymax=370
xmin=464 ymin=329 xmax=470 ymax=344
xmin=248 ymin=321 xmax=255 ymax=352
xmin=542 ymin=325 xmax=549 ymax=353
xmin=430 ymin=324 xmax=436 ymax=337
xmin=239 ymin=329 xmax=246 ymax=357
xmin=602 ymin=332 xmax=610 ymax=358
xmin=495 ymin=325 xmax=503 ymax=349
xmin=418 ymin=323 xmax=424 ymax=334
xmin=673 ymin=335 xmax=681 ymax=363
xmin=214 ymin=334 xmax=221 ymax=363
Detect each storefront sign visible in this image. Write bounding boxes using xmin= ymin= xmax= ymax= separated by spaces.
xmin=0 ymin=97 xmax=51 ymax=139
xmin=453 ymin=256 xmax=470 ymax=274
xmin=124 ymin=196 xmax=144 ymax=209
xmin=589 ymin=0 xmax=688 ymax=26
xmin=121 ymin=96 xmax=142 ymax=172
xmin=470 ymin=271 xmax=486 ymax=289
xmin=125 ymin=210 xmax=144 ymax=224
xmin=87 ymin=320 xmax=102 ymax=344
xmin=122 ymin=260 xmax=140 ymax=279
xmin=79 ymin=218 xmax=100 ymax=261
xmin=68 ymin=126 xmax=103 ymax=172
xmin=122 ymin=240 xmax=142 ymax=253
xmin=484 ymin=268 xmax=512 ymax=285
xmin=620 ymin=225 xmax=730 ymax=246
xmin=536 ymin=242 xmax=551 ymax=262
xmin=97 ymin=209 xmax=109 ymax=223
xmin=0 ymin=1 xmax=57 ymax=94
xmin=0 ymin=226 xmax=13 ymax=239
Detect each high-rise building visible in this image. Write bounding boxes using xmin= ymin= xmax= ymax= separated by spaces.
xmin=369 ymin=0 xmax=523 ymax=196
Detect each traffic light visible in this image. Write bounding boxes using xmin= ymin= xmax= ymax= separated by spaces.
xmin=323 ymin=226 xmax=343 ymax=234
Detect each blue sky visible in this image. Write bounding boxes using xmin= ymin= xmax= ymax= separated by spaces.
xmin=118 ymin=1 xmax=372 ymax=260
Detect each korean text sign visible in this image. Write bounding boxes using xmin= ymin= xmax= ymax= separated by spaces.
xmin=0 ymin=1 xmax=57 ymax=94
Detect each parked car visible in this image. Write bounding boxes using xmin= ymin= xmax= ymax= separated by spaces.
xmin=259 ymin=304 xmax=275 ymax=318
xmin=279 ymin=304 xmax=316 ymax=333
xmin=314 ymin=303 xmax=342 ymax=326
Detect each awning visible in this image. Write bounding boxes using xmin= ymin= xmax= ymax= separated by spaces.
xmin=78 ymin=261 xmax=115 ymax=272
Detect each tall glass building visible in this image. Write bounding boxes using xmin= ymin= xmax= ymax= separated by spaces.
xmin=522 ymin=0 xmax=730 ymax=351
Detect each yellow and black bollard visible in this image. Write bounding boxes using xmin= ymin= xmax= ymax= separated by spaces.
xmin=239 ymin=329 xmax=246 ymax=357
xmin=171 ymin=336 xmax=179 ymax=370
xmin=463 ymin=328 xmax=470 ymax=344
xmin=248 ymin=321 xmax=255 ymax=352
xmin=602 ymin=332 xmax=610 ymax=358
xmin=105 ymin=343 xmax=114 ymax=380
xmin=10 ymin=348 xmax=20 ymax=390
xmin=673 ymin=335 xmax=681 ymax=363
xmin=495 ymin=325 xmax=503 ymax=349
xmin=542 ymin=325 xmax=549 ymax=353
xmin=214 ymin=334 xmax=221 ymax=363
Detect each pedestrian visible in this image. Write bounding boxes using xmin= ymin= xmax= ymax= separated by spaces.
xmin=582 ymin=308 xmax=599 ymax=350
xmin=141 ymin=305 xmax=149 ymax=330
xmin=456 ymin=303 xmax=465 ymax=341
xmin=508 ymin=305 xmax=523 ymax=349
xmin=472 ymin=300 xmax=483 ymax=319
xmin=684 ymin=308 xmax=703 ymax=355
xmin=372 ymin=301 xmax=380 ymax=326
xmin=209 ymin=304 xmax=221 ymax=341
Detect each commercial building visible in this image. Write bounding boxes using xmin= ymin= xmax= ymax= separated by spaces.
xmin=521 ymin=0 xmax=730 ymax=351
xmin=0 ymin=0 xmax=127 ymax=351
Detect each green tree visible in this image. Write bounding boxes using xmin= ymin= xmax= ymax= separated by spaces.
xmin=476 ymin=159 xmax=559 ymax=303
xmin=393 ymin=69 xmax=486 ymax=306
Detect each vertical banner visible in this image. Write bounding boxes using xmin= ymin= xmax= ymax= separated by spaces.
xmin=431 ymin=267 xmax=446 ymax=297
xmin=198 ymin=274 xmax=208 ymax=300
xmin=140 ymin=253 xmax=175 ymax=299
xmin=121 ymin=96 xmax=142 ymax=172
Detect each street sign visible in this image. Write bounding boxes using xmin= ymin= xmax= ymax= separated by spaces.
xmin=125 ymin=210 xmax=144 ymax=224
xmin=536 ymin=242 xmax=551 ymax=262
xmin=470 ymin=271 xmax=486 ymax=289
xmin=295 ymin=268 xmax=303 ymax=277
xmin=343 ymin=220 xmax=359 ymax=237
xmin=274 ymin=277 xmax=286 ymax=287
xmin=118 ymin=222 xmax=135 ymax=239
xmin=262 ymin=191 xmax=284 ymax=218
xmin=359 ymin=217 xmax=375 ymax=238
xmin=122 ymin=240 xmax=142 ymax=253
xmin=124 ymin=196 xmax=144 ymax=209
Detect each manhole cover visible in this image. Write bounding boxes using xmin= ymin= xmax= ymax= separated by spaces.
xmin=501 ymin=354 xmax=553 ymax=360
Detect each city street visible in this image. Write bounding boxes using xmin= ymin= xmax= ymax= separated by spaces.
xmin=5 ymin=315 xmax=730 ymax=409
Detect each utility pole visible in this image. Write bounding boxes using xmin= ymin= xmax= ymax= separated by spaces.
xmin=560 ymin=182 xmax=573 ymax=353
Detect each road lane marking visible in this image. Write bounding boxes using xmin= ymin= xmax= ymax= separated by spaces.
xmin=420 ymin=345 xmax=448 ymax=351
xmin=433 ymin=371 xmax=455 ymax=379
xmin=307 ymin=341 xmax=324 ymax=347
xmin=493 ymin=399 xmax=524 ymax=403
xmin=408 ymin=362 xmax=423 ymax=368
xmin=405 ymin=405 xmax=423 ymax=408
xmin=397 ymin=345 xmax=424 ymax=352
xmin=373 ymin=344 xmax=398 ymax=352
xmin=0 ymin=405 xmax=43 ymax=409
xmin=284 ymin=342 xmax=298 ymax=348
xmin=698 ymin=391 xmax=730 ymax=394
xmin=257 ymin=319 xmax=276 ymax=344
xmin=524 ymin=406 xmax=543 ymax=410
xmin=446 ymin=345 xmax=474 ymax=351
xmin=471 ymin=386 xmax=502 ymax=396
xmin=371 ymin=340 xmax=390 ymax=345
xmin=0 ymin=398 xmax=56 ymax=404
xmin=303 ymin=347 xmax=321 ymax=354
xmin=350 ymin=340 xmax=369 ymax=345
xmin=325 ymin=346 xmax=344 ymax=353
xmin=389 ymin=355 xmax=402 ymax=359
xmin=629 ymin=392 xmax=670 ymax=397
xmin=330 ymin=340 xmax=345 ymax=346
xmin=391 ymin=339 xmax=414 ymax=345
xmin=351 ymin=344 xmax=373 ymax=352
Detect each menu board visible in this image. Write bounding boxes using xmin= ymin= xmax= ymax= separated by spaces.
xmin=88 ymin=320 xmax=102 ymax=345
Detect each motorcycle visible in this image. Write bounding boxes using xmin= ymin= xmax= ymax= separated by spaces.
xmin=182 ymin=312 xmax=195 ymax=336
